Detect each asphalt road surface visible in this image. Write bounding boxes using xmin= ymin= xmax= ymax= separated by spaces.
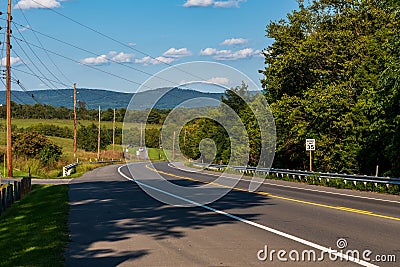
xmin=66 ymin=162 xmax=399 ymax=266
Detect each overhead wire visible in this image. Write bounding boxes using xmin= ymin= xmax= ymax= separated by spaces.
xmin=13 ymin=36 xmax=149 ymax=88
xmin=11 ymin=46 xmax=67 ymax=97
xmin=12 ymin=26 xmax=71 ymax=98
xmin=8 ymin=3 xmax=216 ymax=111
xmin=11 ymin=67 xmax=69 ymax=87
xmin=0 ymin=77 xmax=28 ymax=105
xmin=27 ymin=0 xmax=206 ymax=81
xmin=12 ymin=22 xmax=70 ymax=93
xmin=10 ymin=76 xmax=41 ymax=104
xmin=16 ymin=7 xmax=73 ymax=85
xmin=11 ymin=20 xmax=198 ymax=91
xmin=12 ymin=30 xmax=210 ymax=106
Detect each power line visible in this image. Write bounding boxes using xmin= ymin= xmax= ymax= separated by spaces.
xmin=16 ymin=8 xmax=73 ymax=85
xmin=0 ymin=77 xmax=28 ymax=105
xmin=11 ymin=46 xmax=70 ymax=98
xmin=11 ymin=21 xmax=193 ymax=90
xmin=9 ymin=13 xmax=214 ymax=110
xmin=12 ymin=23 xmax=70 ymax=91
xmin=11 ymin=67 xmax=69 ymax=87
xmin=12 ymin=35 xmax=209 ymax=106
xmin=10 ymin=75 xmax=41 ymax=104
xmin=27 ymin=0 xmax=206 ymax=81
xmin=13 ymin=36 xmax=148 ymax=88
xmin=12 ymin=28 xmax=71 ymax=98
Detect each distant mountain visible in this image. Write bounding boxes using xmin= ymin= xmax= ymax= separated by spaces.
xmin=0 ymin=88 xmax=225 ymax=110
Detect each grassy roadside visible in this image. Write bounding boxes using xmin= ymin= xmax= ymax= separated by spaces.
xmin=186 ymin=162 xmax=400 ymax=195
xmin=0 ymin=184 xmax=69 ymax=266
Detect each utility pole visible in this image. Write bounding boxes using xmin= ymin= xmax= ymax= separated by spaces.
xmin=172 ymin=131 xmax=176 ymax=161
xmin=6 ymin=0 xmax=12 ymax=177
xmin=97 ymin=106 xmax=101 ymax=160
xmin=112 ymin=108 xmax=116 ymax=152
xmin=140 ymin=123 xmax=143 ymax=148
xmin=73 ymin=83 xmax=77 ymax=161
xmin=184 ymin=128 xmax=187 ymax=146
xmin=158 ymin=131 xmax=162 ymax=160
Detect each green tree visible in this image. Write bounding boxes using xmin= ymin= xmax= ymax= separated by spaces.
xmin=12 ymin=131 xmax=62 ymax=165
xmin=260 ymin=0 xmax=397 ymax=174
xmin=77 ymin=124 xmax=112 ymax=152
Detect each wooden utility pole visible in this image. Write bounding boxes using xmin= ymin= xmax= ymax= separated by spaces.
xmin=184 ymin=128 xmax=187 ymax=146
xmin=172 ymin=131 xmax=176 ymax=161
xmin=97 ymin=106 xmax=101 ymax=160
xmin=73 ymin=83 xmax=77 ymax=161
xmin=140 ymin=123 xmax=143 ymax=148
xmin=112 ymin=108 xmax=116 ymax=152
xmin=6 ymin=0 xmax=12 ymax=177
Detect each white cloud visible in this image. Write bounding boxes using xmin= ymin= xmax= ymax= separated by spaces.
xmin=183 ymin=0 xmax=214 ymax=7
xmin=80 ymin=51 xmax=134 ymax=65
xmin=111 ymin=52 xmax=134 ymax=63
xmin=200 ymin=47 xmax=261 ymax=60
xmin=200 ymin=47 xmax=232 ymax=56
xmin=199 ymin=48 xmax=218 ymax=56
xmin=1 ymin=57 xmax=23 ymax=66
xmin=206 ymin=77 xmax=230 ymax=85
xmin=135 ymin=56 xmax=175 ymax=66
xmin=214 ymin=0 xmax=244 ymax=8
xmin=200 ymin=48 xmax=230 ymax=56
xmin=217 ymin=48 xmax=261 ymax=60
xmin=220 ymin=38 xmax=248 ymax=46
xmin=80 ymin=55 xmax=109 ymax=66
xmin=163 ymin=48 xmax=192 ymax=58
xmin=14 ymin=0 xmax=64 ymax=10
xmin=183 ymin=0 xmax=245 ymax=8
xmin=128 ymin=43 xmax=137 ymax=47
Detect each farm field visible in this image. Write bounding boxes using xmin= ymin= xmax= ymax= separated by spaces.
xmin=0 ymin=118 xmax=150 ymax=130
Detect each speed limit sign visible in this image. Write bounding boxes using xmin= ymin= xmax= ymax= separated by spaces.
xmin=306 ymin=139 xmax=315 ymax=151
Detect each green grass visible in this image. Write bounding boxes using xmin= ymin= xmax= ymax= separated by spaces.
xmin=48 ymin=136 xmax=76 ymax=159
xmin=0 ymin=184 xmax=69 ymax=266
xmin=147 ymin=148 xmax=166 ymax=160
xmin=0 ymin=118 xmax=125 ymax=130
xmin=0 ymin=118 xmax=159 ymax=131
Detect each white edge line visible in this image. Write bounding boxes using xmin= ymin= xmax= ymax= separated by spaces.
xmin=118 ymin=164 xmax=378 ymax=267
xmin=170 ymin=163 xmax=400 ymax=204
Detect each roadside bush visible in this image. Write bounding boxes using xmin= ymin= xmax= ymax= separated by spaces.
xmin=12 ymin=131 xmax=63 ymax=166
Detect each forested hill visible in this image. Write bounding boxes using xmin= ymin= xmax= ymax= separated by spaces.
xmin=0 ymin=88 xmax=224 ymax=110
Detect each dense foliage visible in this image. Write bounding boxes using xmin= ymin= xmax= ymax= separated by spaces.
xmin=76 ymin=123 xmax=122 ymax=152
xmin=25 ymin=124 xmax=73 ymax=139
xmin=260 ymin=0 xmax=400 ymax=176
xmin=12 ymin=131 xmax=62 ymax=165
xmin=179 ymin=83 xmax=261 ymax=166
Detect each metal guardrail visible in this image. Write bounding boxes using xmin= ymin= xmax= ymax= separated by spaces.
xmin=62 ymin=160 xmax=123 ymax=177
xmin=193 ymin=163 xmax=400 ymax=186
xmin=63 ymin=163 xmax=78 ymax=177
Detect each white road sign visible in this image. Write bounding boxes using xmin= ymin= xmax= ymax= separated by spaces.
xmin=306 ymin=139 xmax=316 ymax=151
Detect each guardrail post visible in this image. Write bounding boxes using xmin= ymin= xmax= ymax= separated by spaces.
xmin=0 ymin=188 xmax=3 ymax=214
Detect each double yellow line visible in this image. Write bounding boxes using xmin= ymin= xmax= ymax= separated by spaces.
xmin=146 ymin=164 xmax=400 ymax=222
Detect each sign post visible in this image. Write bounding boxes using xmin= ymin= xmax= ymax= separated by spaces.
xmin=306 ymin=139 xmax=316 ymax=172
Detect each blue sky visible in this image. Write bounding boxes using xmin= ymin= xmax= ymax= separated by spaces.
xmin=0 ymin=0 xmax=299 ymax=93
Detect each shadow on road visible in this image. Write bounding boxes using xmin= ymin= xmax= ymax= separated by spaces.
xmin=66 ymin=169 xmax=273 ymax=266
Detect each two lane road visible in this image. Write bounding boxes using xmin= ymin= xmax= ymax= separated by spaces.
xmin=66 ymin=162 xmax=399 ymax=266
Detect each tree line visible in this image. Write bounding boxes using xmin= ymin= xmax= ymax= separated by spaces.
xmin=165 ymin=0 xmax=400 ymax=177
xmin=0 ymin=101 xmax=174 ymax=124
xmin=259 ymin=0 xmax=400 ymax=176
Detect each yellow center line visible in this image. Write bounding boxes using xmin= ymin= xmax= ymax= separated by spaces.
xmin=145 ymin=164 xmax=400 ymax=222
